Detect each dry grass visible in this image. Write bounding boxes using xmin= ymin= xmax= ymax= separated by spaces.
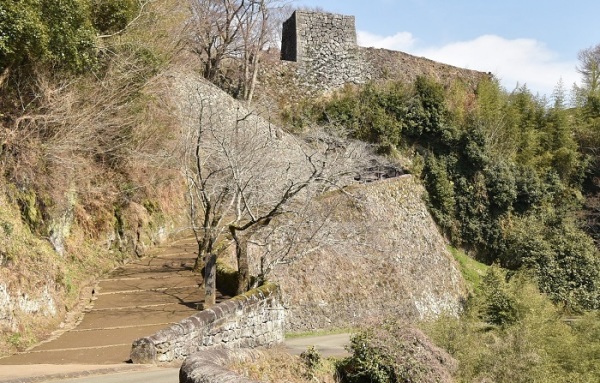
xmin=229 ymin=346 xmax=340 ymax=383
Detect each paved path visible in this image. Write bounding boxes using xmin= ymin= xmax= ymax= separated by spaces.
xmin=56 ymin=368 xmax=180 ymax=383
xmin=0 ymin=237 xmax=221 ymax=381
xmin=0 ymin=236 xmax=351 ymax=382
xmin=284 ymin=333 xmax=351 ymax=358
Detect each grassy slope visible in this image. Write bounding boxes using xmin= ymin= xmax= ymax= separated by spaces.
xmin=447 ymin=246 xmax=488 ymax=294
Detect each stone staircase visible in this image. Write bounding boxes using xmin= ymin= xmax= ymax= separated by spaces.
xmin=0 ymin=237 xmax=220 ymax=365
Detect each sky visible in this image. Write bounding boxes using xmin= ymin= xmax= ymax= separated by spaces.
xmin=292 ymin=0 xmax=600 ymax=98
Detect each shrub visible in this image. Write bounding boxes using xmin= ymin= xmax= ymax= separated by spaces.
xmin=91 ymin=0 xmax=139 ymax=34
xmin=423 ymin=272 xmax=600 ymax=383
xmin=0 ymin=0 xmax=96 ymax=73
xmin=300 ymin=346 xmax=322 ymax=379
xmin=339 ymin=320 xmax=457 ymax=383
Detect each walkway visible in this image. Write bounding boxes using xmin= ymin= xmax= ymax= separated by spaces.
xmin=0 ymin=236 xmax=351 ymax=382
xmin=0 ymin=237 xmax=219 ymax=374
xmin=285 ymin=333 xmax=351 ymax=358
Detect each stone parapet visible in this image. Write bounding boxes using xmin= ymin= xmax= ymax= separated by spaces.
xmin=130 ymin=283 xmax=284 ymax=364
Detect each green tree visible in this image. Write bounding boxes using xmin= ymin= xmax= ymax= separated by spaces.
xmin=423 ymin=154 xmax=456 ymax=237
xmin=406 ymin=76 xmax=458 ymax=153
xmin=478 ymin=266 xmax=519 ymax=327
xmin=0 ymin=0 xmax=96 ymax=73
xmin=91 ymin=0 xmax=140 ymax=35
xmin=503 ymin=215 xmax=600 ymax=310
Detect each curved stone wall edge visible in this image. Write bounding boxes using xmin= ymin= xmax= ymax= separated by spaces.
xmin=179 ymin=349 xmax=264 ymax=383
xmin=130 ymin=283 xmax=284 ymax=364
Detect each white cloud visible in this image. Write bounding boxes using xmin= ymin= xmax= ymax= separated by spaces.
xmin=357 ymin=30 xmax=416 ymax=52
xmin=358 ymin=32 xmax=579 ymax=98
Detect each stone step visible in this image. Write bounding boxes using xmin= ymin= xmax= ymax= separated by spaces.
xmin=76 ymin=304 xmax=198 ymax=330
xmin=91 ymin=286 xmax=201 ymax=310
xmin=32 ymin=324 xmax=170 ymax=351
xmin=103 ymin=268 xmax=197 ymax=280
xmin=96 ymin=275 xmax=200 ymax=294
xmin=0 ymin=236 xmax=215 ymax=366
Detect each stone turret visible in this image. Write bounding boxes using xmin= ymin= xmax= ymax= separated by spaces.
xmin=280 ymin=11 xmax=367 ymax=90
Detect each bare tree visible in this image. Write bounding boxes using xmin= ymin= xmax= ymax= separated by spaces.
xmin=237 ymin=0 xmax=292 ymax=103
xmin=236 ymin=0 xmax=268 ymax=103
xmin=180 ymin=86 xmax=369 ymax=305
xmin=188 ymin=0 xmax=245 ymax=82
xmin=186 ymin=0 xmax=292 ymax=102
xmin=244 ymin=133 xmax=395 ymax=285
xmin=578 ymin=44 xmax=600 ymax=96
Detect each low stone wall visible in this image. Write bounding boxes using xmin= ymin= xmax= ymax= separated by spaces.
xmin=130 ymin=283 xmax=284 ymax=364
xmin=179 ymin=349 xmax=262 ymax=383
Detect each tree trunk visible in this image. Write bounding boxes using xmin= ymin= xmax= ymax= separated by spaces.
xmin=246 ymin=51 xmax=260 ymax=105
xmin=193 ymin=231 xmax=213 ymax=273
xmin=230 ymin=227 xmax=250 ymax=295
xmin=242 ymin=53 xmax=251 ymax=101
xmin=193 ymin=240 xmax=203 ymax=272
xmin=203 ymin=252 xmax=217 ymax=308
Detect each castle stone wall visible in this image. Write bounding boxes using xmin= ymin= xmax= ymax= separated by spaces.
xmin=276 ymin=10 xmax=488 ymax=94
xmin=281 ymin=11 xmax=366 ymax=89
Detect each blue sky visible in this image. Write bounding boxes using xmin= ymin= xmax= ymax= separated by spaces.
xmin=292 ymin=0 xmax=600 ymax=98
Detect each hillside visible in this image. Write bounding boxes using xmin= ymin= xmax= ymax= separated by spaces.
xmin=7 ymin=1 xmax=597 ymax=361
xmin=163 ymin=66 xmax=467 ymax=331
xmin=0 ymin=40 xmax=471 ymax=356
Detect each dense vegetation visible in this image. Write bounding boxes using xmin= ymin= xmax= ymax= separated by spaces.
xmin=288 ymin=75 xmax=600 ymax=311
xmin=340 ymin=265 xmax=599 ymax=383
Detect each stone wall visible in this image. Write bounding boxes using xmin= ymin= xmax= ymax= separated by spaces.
xmin=281 ymin=11 xmax=366 ymax=89
xmin=130 ymin=283 xmax=284 ymax=364
xmin=275 ymin=10 xmax=488 ymax=94
xmin=179 ymin=349 xmax=262 ymax=383
xmin=361 ymin=47 xmax=488 ymax=89
xmin=252 ymin=176 xmax=467 ymax=332
xmin=167 ymin=69 xmax=466 ymax=335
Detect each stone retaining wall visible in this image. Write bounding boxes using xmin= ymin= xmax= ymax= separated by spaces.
xmin=130 ymin=283 xmax=284 ymax=364
xmin=257 ymin=176 xmax=467 ymax=332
